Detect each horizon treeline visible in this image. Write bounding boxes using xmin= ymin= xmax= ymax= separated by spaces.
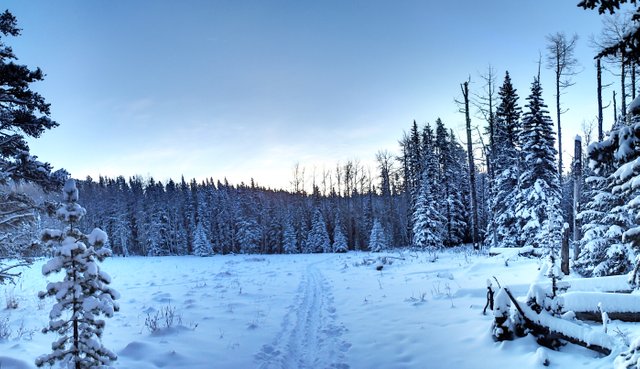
xmin=73 ymin=118 xmax=479 ymax=256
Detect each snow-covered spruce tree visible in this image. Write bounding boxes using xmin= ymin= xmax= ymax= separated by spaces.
xmin=0 ymin=10 xmax=66 ymax=281
xmin=332 ymin=215 xmax=348 ymax=253
xmin=0 ymin=10 xmax=61 ymax=190
xmin=514 ymin=77 xmax=562 ymax=250
xmin=604 ymin=122 xmax=640 ymax=285
xmin=305 ymin=208 xmax=330 ymax=253
xmin=282 ymin=213 xmax=298 ymax=254
xmin=575 ymin=133 xmax=632 ymax=277
xmin=435 ymin=119 xmax=469 ymax=246
xmin=368 ymin=219 xmax=387 ymax=252
xmin=487 ymin=71 xmax=522 ymax=248
xmin=412 ymin=170 xmax=445 ymax=250
xmin=193 ymin=221 xmax=212 ymax=256
xmin=236 ymin=217 xmax=261 ymax=254
xmin=36 ymin=179 xmax=120 ymax=369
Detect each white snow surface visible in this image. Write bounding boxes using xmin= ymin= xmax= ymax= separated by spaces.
xmin=0 ymin=249 xmax=628 ymax=368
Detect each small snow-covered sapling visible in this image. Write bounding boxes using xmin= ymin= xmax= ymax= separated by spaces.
xmin=36 ymin=179 xmax=120 ymax=369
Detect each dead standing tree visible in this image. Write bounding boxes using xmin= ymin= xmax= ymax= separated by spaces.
xmin=459 ymin=80 xmax=480 ymax=249
xmin=473 ymin=66 xmax=498 ymax=247
xmin=546 ymin=32 xmax=580 ymax=180
xmin=592 ymin=13 xmax=635 ymax=123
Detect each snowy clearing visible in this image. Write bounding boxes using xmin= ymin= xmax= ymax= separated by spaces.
xmin=0 ymin=248 xmax=626 ymax=368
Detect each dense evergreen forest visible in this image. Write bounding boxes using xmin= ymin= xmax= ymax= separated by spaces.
xmin=73 ymin=117 xmax=475 ymax=256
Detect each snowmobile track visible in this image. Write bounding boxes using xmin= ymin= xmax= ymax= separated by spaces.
xmin=255 ymin=262 xmax=351 ymax=369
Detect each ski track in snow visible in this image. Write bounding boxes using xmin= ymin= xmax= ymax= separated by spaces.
xmin=255 ymin=261 xmax=351 ymax=369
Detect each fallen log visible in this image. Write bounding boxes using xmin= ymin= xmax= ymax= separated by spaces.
xmin=562 ymin=292 xmax=640 ymax=322
xmin=528 ymin=274 xmax=632 ymax=296
xmin=503 ymin=288 xmax=615 ymax=355
xmin=488 ymin=246 xmax=538 ymax=257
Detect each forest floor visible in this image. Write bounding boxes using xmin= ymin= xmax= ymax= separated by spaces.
xmin=0 ymin=247 xmax=623 ymax=368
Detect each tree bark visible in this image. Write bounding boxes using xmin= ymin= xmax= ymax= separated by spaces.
xmin=597 ymin=58 xmax=603 ymax=142
xmin=632 ymin=62 xmax=637 ymax=100
xmin=622 ymin=52 xmax=627 ymax=118
xmin=573 ymin=136 xmax=582 ymax=261
xmin=613 ymin=91 xmax=618 ymax=127
xmin=556 ymin=61 xmax=563 ymax=180
xmin=461 ymin=81 xmax=480 ymax=249
xmin=561 ymin=225 xmax=570 ymax=275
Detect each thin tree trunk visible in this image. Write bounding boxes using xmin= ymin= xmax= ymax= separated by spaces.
xmin=622 ymin=52 xmax=627 ymax=118
xmin=70 ymin=220 xmax=80 ymax=369
xmin=633 ymin=62 xmax=637 ymax=100
xmin=573 ymin=136 xmax=582 ymax=261
xmin=461 ymin=81 xmax=479 ymax=249
xmin=597 ymin=58 xmax=603 ymax=142
xmin=556 ymin=62 xmax=563 ymax=180
xmin=614 ymin=91 xmax=618 ymax=127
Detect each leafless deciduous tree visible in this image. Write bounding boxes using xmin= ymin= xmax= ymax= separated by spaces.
xmin=546 ymin=32 xmax=580 ymax=179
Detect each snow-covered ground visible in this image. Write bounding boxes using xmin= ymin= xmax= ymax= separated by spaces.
xmin=0 ymin=248 xmax=625 ymax=368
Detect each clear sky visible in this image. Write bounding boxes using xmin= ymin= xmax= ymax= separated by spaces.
xmin=4 ymin=0 xmax=616 ymax=190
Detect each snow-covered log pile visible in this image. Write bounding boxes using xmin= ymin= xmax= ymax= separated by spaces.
xmin=490 ymin=271 xmax=637 ymax=356
xmin=493 ymin=287 xmax=617 ymax=355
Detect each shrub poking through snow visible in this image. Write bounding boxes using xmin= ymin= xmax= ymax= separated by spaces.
xmin=36 ymin=179 xmax=120 ymax=369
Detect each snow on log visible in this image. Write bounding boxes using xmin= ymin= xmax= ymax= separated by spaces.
xmin=562 ymin=275 xmax=632 ymax=293
xmin=528 ymin=274 xmax=632 ymax=295
xmin=561 ymin=292 xmax=640 ymax=322
xmin=488 ymin=246 xmax=538 ymax=257
xmin=503 ymin=288 xmax=616 ymax=355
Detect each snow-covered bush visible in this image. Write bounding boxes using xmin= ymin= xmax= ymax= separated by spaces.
xmin=36 ymin=179 xmax=120 ymax=368
xmin=492 ymin=288 xmax=513 ymax=341
xmin=615 ymin=336 xmax=640 ymax=369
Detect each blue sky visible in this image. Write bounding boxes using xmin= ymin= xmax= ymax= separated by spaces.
xmin=5 ymin=1 xmax=614 ymax=190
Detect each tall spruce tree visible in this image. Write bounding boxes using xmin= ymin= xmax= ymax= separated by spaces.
xmin=412 ymin=169 xmax=445 ymax=250
xmin=488 ymin=71 xmax=522 ymax=248
xmin=0 ymin=10 xmax=61 ymax=190
xmin=0 ymin=10 xmax=64 ymax=281
xmin=37 ymin=180 xmax=119 ymax=369
xmin=514 ymin=77 xmax=562 ymax=250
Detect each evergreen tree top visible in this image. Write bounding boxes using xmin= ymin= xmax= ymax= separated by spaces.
xmin=0 ymin=10 xmax=60 ymax=191
xmin=520 ymin=77 xmax=558 ymax=190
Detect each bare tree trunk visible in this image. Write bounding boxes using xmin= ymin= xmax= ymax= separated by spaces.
xmin=622 ymin=52 xmax=627 ymax=118
xmin=614 ymin=91 xmax=618 ymax=127
xmin=597 ymin=58 xmax=604 ymax=142
xmin=556 ymin=62 xmax=563 ymax=180
xmin=561 ymin=225 xmax=570 ymax=275
xmin=633 ymin=62 xmax=637 ymax=100
xmin=461 ymin=81 xmax=480 ymax=249
xmin=573 ymin=136 xmax=582 ymax=261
